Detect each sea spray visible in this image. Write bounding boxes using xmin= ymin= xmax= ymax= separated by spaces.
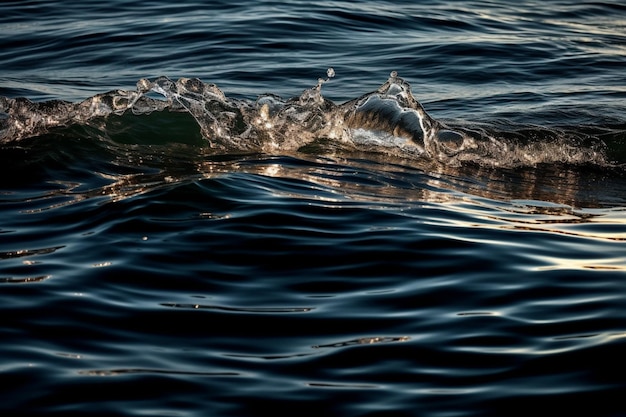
xmin=0 ymin=71 xmax=609 ymax=167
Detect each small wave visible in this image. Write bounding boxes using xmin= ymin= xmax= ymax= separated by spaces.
xmin=161 ymin=302 xmax=313 ymax=314
xmin=0 ymin=275 xmax=51 ymax=284
xmin=0 ymin=245 xmax=65 ymax=260
xmin=79 ymin=368 xmax=241 ymax=377
xmin=0 ymin=70 xmax=613 ymax=167
xmin=313 ymin=336 xmax=410 ymax=349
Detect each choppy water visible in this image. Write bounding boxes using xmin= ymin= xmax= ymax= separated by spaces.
xmin=2 ymin=1 xmax=626 ymax=416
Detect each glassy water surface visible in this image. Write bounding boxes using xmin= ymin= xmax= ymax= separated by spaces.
xmin=1 ymin=1 xmax=626 ymax=416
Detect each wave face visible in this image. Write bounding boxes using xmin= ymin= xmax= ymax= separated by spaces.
xmin=0 ymin=71 xmax=617 ymax=167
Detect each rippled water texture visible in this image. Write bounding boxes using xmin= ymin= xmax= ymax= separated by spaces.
xmin=1 ymin=1 xmax=626 ymax=416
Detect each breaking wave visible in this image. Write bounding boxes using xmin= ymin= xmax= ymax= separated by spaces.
xmin=0 ymin=70 xmax=616 ymax=168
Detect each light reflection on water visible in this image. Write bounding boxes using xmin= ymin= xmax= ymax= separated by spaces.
xmin=2 ymin=0 xmax=626 ymax=415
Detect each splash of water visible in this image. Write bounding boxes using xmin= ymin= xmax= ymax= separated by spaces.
xmin=0 ymin=70 xmax=609 ymax=167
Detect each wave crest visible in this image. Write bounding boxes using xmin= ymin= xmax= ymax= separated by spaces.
xmin=0 ymin=71 xmax=610 ymax=167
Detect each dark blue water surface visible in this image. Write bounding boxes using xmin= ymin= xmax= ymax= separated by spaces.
xmin=2 ymin=1 xmax=626 ymax=416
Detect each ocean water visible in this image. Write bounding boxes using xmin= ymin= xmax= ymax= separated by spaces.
xmin=2 ymin=1 xmax=626 ymax=416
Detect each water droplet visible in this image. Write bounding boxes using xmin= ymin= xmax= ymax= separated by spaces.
xmin=259 ymin=103 xmax=270 ymax=120
xmin=327 ymin=68 xmax=335 ymax=78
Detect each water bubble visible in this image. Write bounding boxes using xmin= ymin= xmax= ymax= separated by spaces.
xmin=327 ymin=68 xmax=335 ymax=78
xmin=136 ymin=78 xmax=152 ymax=93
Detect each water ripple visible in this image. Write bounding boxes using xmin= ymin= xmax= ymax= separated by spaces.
xmin=160 ymin=302 xmax=314 ymax=314
xmin=79 ymin=368 xmax=241 ymax=377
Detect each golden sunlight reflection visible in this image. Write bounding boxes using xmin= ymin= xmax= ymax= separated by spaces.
xmin=507 ymin=223 xmax=626 ymax=242
xmin=28 ymin=152 xmax=625 ymax=253
xmin=532 ymin=255 xmax=626 ymax=272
